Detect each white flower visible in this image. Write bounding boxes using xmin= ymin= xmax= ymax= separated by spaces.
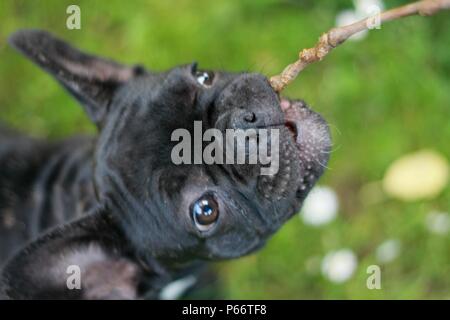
xmin=321 ymin=249 xmax=358 ymax=283
xmin=354 ymin=0 xmax=384 ymax=14
xmin=336 ymin=10 xmax=368 ymax=41
xmin=376 ymin=239 xmax=401 ymax=264
xmin=300 ymin=186 xmax=339 ymax=226
xmin=425 ymin=211 xmax=450 ymax=235
xmin=335 ymin=0 xmax=385 ymax=41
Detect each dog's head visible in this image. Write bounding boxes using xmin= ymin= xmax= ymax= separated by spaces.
xmin=9 ymin=30 xmax=331 ymax=264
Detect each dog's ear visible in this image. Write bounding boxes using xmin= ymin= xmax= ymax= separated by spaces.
xmin=8 ymin=29 xmax=145 ymax=126
xmin=0 ymin=209 xmax=142 ymax=299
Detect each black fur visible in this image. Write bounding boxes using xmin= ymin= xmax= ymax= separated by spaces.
xmin=0 ymin=30 xmax=331 ymax=299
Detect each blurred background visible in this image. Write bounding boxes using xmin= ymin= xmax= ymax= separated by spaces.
xmin=0 ymin=0 xmax=449 ymax=299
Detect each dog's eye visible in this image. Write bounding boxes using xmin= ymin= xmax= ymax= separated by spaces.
xmin=194 ymin=70 xmax=214 ymax=87
xmin=192 ymin=195 xmax=219 ymax=231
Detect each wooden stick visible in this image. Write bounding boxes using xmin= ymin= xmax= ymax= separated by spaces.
xmin=269 ymin=0 xmax=450 ymax=92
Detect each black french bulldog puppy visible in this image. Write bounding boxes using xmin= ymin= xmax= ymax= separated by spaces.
xmin=0 ymin=30 xmax=331 ymax=299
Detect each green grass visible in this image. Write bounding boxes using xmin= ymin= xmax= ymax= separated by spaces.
xmin=0 ymin=0 xmax=449 ymax=299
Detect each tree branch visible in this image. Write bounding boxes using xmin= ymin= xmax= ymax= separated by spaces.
xmin=269 ymin=0 xmax=450 ymax=92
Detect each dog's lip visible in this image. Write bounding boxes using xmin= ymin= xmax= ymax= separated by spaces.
xmin=251 ymin=118 xmax=298 ymax=141
xmin=284 ymin=120 xmax=298 ymax=141
xmin=280 ymin=100 xmax=302 ymax=143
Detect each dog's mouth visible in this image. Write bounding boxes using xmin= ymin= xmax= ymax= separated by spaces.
xmin=280 ymin=99 xmax=303 ymax=145
xmin=280 ymin=99 xmax=330 ymax=157
xmin=257 ymin=98 xmax=331 ymax=203
xmin=284 ymin=120 xmax=298 ymax=141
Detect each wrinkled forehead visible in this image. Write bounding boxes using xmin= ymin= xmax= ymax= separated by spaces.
xmin=111 ymin=65 xmax=240 ymax=119
xmin=157 ymin=164 xmax=246 ymax=205
xmin=157 ymin=165 xmax=211 ymax=198
xmin=98 ymin=64 xmax=276 ymax=196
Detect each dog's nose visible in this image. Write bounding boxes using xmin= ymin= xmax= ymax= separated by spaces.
xmin=214 ymin=73 xmax=284 ymax=130
xmin=243 ymin=111 xmax=256 ymax=123
xmin=231 ymin=110 xmax=267 ymax=129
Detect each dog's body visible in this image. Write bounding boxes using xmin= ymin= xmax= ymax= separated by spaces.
xmin=0 ymin=30 xmax=331 ymax=299
xmin=0 ymin=131 xmax=95 ymax=262
xmin=0 ymin=131 xmax=192 ymax=299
